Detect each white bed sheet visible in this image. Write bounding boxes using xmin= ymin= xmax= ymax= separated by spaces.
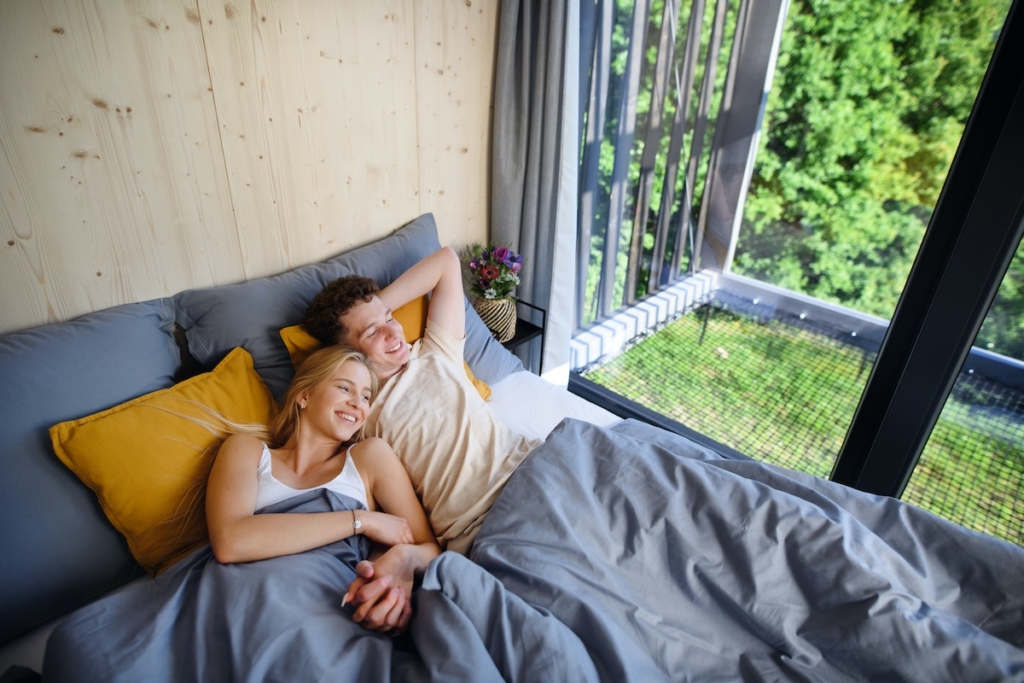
xmin=487 ymin=370 xmax=622 ymax=441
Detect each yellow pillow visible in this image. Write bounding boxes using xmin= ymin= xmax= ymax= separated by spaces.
xmin=49 ymin=347 xmax=277 ymax=576
xmin=281 ymin=296 xmax=491 ymax=401
xmin=394 ymin=293 xmax=430 ymax=343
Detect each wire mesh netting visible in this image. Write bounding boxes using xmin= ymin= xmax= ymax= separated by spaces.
xmin=581 ymin=303 xmax=1024 ymax=547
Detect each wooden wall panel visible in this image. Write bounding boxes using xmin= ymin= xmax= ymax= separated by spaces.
xmin=414 ymin=1 xmax=497 ymax=249
xmin=0 ymin=0 xmax=497 ymax=335
xmin=196 ymin=0 xmax=423 ymax=276
xmin=0 ymin=0 xmax=243 ymax=333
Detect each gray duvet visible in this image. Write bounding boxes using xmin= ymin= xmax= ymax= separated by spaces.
xmin=44 ymin=419 xmax=1024 ymax=682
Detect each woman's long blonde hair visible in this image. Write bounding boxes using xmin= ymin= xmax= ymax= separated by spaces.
xmin=267 ymin=346 xmax=380 ymax=448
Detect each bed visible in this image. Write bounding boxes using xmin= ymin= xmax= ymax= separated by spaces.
xmin=2 ymin=214 xmax=1022 ymax=682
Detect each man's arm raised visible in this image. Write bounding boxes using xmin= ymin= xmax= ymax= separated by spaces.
xmin=379 ymin=246 xmax=466 ymax=341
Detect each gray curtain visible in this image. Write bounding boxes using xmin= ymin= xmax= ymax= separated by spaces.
xmin=491 ymin=0 xmax=579 ymax=381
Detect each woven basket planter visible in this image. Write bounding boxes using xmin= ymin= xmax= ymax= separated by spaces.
xmin=473 ymin=297 xmax=517 ymax=343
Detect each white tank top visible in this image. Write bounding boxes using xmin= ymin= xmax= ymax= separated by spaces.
xmin=254 ymin=443 xmax=368 ymax=511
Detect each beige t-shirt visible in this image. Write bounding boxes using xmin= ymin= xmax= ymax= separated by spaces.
xmin=363 ymin=319 xmax=539 ymax=553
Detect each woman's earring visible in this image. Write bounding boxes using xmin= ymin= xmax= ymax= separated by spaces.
xmin=299 ymin=401 xmax=307 ymax=410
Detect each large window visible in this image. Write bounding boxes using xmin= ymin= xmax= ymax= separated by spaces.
xmin=728 ymin=0 xmax=1012 ymax=477
xmin=575 ymin=0 xmax=1023 ymax=545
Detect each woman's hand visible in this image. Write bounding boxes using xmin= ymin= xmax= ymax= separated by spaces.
xmin=343 ymin=439 xmax=442 ymax=635
xmin=343 ymin=549 xmax=417 ymax=633
xmin=357 ymin=510 xmax=415 ymax=546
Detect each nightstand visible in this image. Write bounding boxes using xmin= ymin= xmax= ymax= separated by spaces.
xmin=501 ymin=300 xmax=546 ymax=372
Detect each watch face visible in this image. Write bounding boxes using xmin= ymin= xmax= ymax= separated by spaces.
xmin=353 ymin=519 xmax=362 ymax=530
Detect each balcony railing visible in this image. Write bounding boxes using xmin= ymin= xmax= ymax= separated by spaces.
xmin=576 ymin=0 xmax=788 ymax=329
xmin=573 ymin=269 xmax=1024 ymax=387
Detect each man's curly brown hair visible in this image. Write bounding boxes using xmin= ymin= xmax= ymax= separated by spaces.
xmin=303 ymin=275 xmax=380 ymax=346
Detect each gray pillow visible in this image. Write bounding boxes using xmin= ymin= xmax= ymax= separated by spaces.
xmin=174 ymin=213 xmax=522 ymax=398
xmin=0 ymin=298 xmax=179 ymax=644
xmin=464 ymin=299 xmax=523 ymax=383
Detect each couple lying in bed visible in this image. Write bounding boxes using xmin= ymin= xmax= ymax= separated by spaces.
xmin=207 ymin=245 xmax=534 ymax=635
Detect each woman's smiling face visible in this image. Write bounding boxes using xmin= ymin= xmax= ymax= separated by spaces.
xmin=302 ymin=359 xmax=374 ymax=442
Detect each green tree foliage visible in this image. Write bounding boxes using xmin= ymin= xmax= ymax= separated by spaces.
xmin=734 ymin=0 xmax=1011 ymax=322
xmin=581 ymin=0 xmax=1020 ymax=356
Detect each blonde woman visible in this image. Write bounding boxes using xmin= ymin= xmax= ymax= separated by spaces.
xmin=205 ymin=346 xmax=440 ymax=633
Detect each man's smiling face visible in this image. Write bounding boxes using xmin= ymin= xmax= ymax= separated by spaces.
xmin=339 ymin=295 xmax=410 ymax=378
